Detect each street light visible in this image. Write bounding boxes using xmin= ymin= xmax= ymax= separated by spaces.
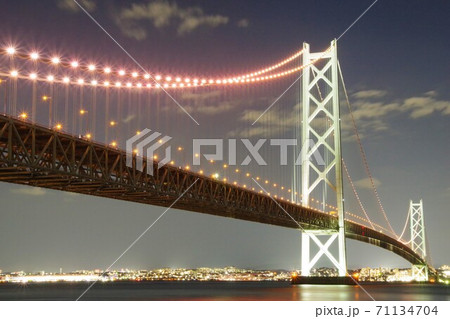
xmin=79 ymin=109 xmax=88 ymax=134
xmin=42 ymin=95 xmax=52 ymax=127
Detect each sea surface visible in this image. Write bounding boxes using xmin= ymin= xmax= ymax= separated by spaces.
xmin=0 ymin=281 xmax=448 ymax=301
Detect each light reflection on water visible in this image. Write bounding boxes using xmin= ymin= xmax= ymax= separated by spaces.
xmin=0 ymin=282 xmax=448 ymax=301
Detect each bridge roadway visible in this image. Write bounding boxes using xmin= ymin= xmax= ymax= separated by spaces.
xmin=0 ymin=114 xmax=429 ymax=268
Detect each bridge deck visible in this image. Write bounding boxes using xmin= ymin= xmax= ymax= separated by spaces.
xmin=0 ymin=114 xmax=429 ymax=268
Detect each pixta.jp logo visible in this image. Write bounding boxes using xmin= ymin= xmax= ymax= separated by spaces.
xmin=126 ymin=129 xmax=172 ymax=176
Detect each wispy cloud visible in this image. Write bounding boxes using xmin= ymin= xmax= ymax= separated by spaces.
xmin=237 ymin=19 xmax=250 ymax=28
xmin=10 ymin=186 xmax=47 ymax=196
xmin=354 ymin=177 xmax=381 ymax=189
xmin=57 ymin=0 xmax=96 ymax=13
xmin=114 ymin=1 xmax=229 ymax=40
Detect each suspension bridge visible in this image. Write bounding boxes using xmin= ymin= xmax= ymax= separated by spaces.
xmin=0 ymin=39 xmax=434 ymax=282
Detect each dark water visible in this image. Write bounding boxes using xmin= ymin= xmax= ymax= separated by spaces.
xmin=0 ymin=281 xmax=448 ymax=301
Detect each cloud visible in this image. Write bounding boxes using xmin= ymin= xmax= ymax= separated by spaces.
xmin=352 ymin=90 xmax=387 ymax=99
xmin=114 ymin=1 xmax=229 ymax=40
xmin=57 ymin=0 xmax=96 ymax=13
xmin=354 ymin=177 xmax=381 ymax=189
xmin=341 ymin=89 xmax=450 ymax=141
xmin=11 ymin=186 xmax=47 ymax=196
xmin=237 ymin=19 xmax=250 ymax=28
xmin=178 ymin=91 xmax=270 ymax=116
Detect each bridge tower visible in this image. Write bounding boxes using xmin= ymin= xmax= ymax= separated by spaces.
xmin=409 ymin=200 xmax=429 ymax=281
xmin=300 ymin=40 xmax=347 ymax=277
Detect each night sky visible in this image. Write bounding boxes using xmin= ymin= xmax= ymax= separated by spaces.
xmin=0 ymin=0 xmax=449 ymax=272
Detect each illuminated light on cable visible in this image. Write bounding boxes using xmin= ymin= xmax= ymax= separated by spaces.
xmin=91 ymin=80 xmax=98 ymax=86
xmin=77 ymin=78 xmax=84 ymax=85
xmin=51 ymin=56 xmax=60 ymax=64
xmin=126 ymin=82 xmax=132 ymax=88
xmin=71 ymin=61 xmax=79 ymax=68
xmin=146 ymin=83 xmax=152 ymax=88
xmin=29 ymin=73 xmax=37 ymax=80
xmin=88 ymin=64 xmax=96 ymax=71
xmin=103 ymin=81 xmax=110 ymax=86
xmin=193 ymin=79 xmax=199 ymax=84
xmin=208 ymin=79 xmax=214 ymax=84
xmin=179 ymin=83 xmax=184 ymax=87
xmin=155 ymin=75 xmax=162 ymax=81
xmin=115 ymin=82 xmax=121 ymax=87
xmin=10 ymin=70 xmax=18 ymax=77
xmin=155 ymin=83 xmax=161 ymax=88
xmin=144 ymin=74 xmax=150 ymax=79
xmin=118 ymin=70 xmax=125 ymax=76
xmin=184 ymin=78 xmax=190 ymax=83
xmin=47 ymin=75 xmax=55 ymax=82
xmin=136 ymin=83 xmax=142 ymax=88
xmin=175 ymin=77 xmax=181 ymax=82
xmin=63 ymin=76 xmax=70 ymax=83
xmin=30 ymin=52 xmax=39 ymax=60
xmin=165 ymin=76 xmax=172 ymax=82
xmin=171 ymin=83 xmax=177 ymax=88
xmin=201 ymin=79 xmax=207 ymax=84
xmin=104 ymin=67 xmax=111 ymax=74
xmin=131 ymin=72 xmax=138 ymax=78
xmin=216 ymin=80 xmax=222 ymax=84
xmin=6 ymin=47 xmax=16 ymax=55
xmin=163 ymin=83 xmax=169 ymax=88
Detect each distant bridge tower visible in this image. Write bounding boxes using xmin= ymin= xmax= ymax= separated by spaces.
xmin=300 ymin=40 xmax=347 ymax=277
xmin=409 ymin=200 xmax=429 ymax=281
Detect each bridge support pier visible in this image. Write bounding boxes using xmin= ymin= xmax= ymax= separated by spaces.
xmin=300 ymin=40 xmax=347 ymax=277
xmin=409 ymin=200 xmax=429 ymax=281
